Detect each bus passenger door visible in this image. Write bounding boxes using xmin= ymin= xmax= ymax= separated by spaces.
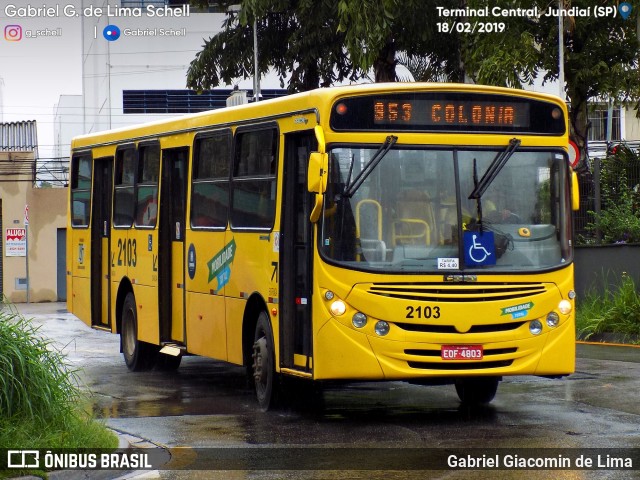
xmin=90 ymin=157 xmax=113 ymax=328
xmin=280 ymin=132 xmax=316 ymax=372
xmin=159 ymin=147 xmax=188 ymax=345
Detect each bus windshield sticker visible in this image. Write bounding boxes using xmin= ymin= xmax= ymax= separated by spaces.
xmin=463 ymin=231 xmax=496 ymax=266
xmin=437 ymin=258 xmax=459 ymax=270
xmin=501 ymin=301 xmax=534 ymax=319
xmin=207 ymin=239 xmax=236 ymax=294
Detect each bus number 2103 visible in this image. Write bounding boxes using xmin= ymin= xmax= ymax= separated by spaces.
xmin=117 ymin=238 xmax=137 ymax=267
xmin=405 ymin=305 xmax=441 ymax=319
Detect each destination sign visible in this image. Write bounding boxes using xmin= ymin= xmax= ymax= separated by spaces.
xmin=330 ymin=92 xmax=565 ymax=134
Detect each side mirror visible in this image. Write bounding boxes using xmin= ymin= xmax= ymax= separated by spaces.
xmin=308 ymin=125 xmax=328 ymax=223
xmin=308 ymin=151 xmax=329 ymax=223
xmin=307 ymin=152 xmax=328 ymax=194
xmin=571 ymin=171 xmax=580 ymax=211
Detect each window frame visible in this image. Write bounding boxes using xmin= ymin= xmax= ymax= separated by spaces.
xmin=112 ymin=144 xmax=137 ymax=229
xmin=134 ymin=141 xmax=161 ymax=229
xmin=70 ymin=152 xmax=93 ymax=229
xmin=230 ymin=123 xmax=279 ymax=232
xmin=190 ymin=129 xmax=233 ymax=230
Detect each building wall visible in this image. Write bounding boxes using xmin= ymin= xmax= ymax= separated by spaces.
xmin=623 ymin=106 xmax=640 ymax=140
xmin=0 ymin=152 xmax=67 ymax=303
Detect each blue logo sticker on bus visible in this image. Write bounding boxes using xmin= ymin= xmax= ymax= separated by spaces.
xmin=187 ymin=244 xmax=196 ymax=279
xmin=464 ymin=231 xmax=496 ymax=266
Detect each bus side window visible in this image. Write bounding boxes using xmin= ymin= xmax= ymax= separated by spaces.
xmin=231 ymin=127 xmax=278 ymax=230
xmin=191 ymin=131 xmax=231 ymax=229
xmin=113 ymin=148 xmax=136 ymax=227
xmin=135 ymin=144 xmax=160 ymax=228
xmin=70 ymin=154 xmax=92 ymax=227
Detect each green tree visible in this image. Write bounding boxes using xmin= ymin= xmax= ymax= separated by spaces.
xmin=187 ymin=0 xmax=462 ymax=91
xmin=187 ymin=0 xmax=362 ymax=93
xmin=187 ymin=0 xmax=640 ymax=169
xmin=335 ymin=0 xmax=462 ymax=82
xmin=463 ymin=0 xmax=640 ymax=166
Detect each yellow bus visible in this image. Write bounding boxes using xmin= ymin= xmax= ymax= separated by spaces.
xmin=67 ymin=83 xmax=579 ymax=409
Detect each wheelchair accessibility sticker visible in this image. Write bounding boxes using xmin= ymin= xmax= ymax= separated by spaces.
xmin=463 ymin=231 xmax=496 ymax=266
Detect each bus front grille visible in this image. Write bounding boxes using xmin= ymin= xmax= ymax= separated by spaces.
xmin=395 ymin=321 xmax=526 ymax=334
xmin=407 ymin=360 xmax=513 ymax=370
xmin=367 ymin=282 xmax=547 ymax=302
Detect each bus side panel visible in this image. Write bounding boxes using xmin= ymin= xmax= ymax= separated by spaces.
xmin=185 ymin=291 xmax=227 ymax=360
xmin=133 ymin=284 xmax=159 ymax=345
xmin=224 ymin=233 xmax=280 ymax=368
xmin=69 ymin=229 xmax=91 ymax=326
xmin=184 ymin=229 xmax=227 ymax=358
xmin=129 ymin=228 xmax=159 ymax=344
xmin=224 ymin=296 xmax=246 ymax=366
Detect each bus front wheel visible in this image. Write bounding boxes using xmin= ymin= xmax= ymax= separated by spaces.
xmin=121 ymin=292 xmax=157 ymax=371
xmin=252 ymin=312 xmax=277 ymax=411
xmin=454 ymin=377 xmax=500 ymax=405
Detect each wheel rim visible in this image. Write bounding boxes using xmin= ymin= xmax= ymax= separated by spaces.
xmin=253 ymin=336 xmax=269 ymax=396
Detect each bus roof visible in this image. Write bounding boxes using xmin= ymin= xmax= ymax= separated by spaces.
xmin=71 ymin=83 xmax=565 ymax=151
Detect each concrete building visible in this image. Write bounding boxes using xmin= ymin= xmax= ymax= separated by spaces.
xmin=0 ymin=121 xmax=67 ymax=303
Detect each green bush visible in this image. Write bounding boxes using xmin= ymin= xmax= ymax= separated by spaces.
xmin=0 ymin=307 xmax=117 ymax=450
xmin=586 ymin=144 xmax=640 ymax=244
xmin=576 ymin=273 xmax=640 ymax=343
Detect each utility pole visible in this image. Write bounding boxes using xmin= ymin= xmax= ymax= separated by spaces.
xmin=253 ymin=18 xmax=260 ymax=102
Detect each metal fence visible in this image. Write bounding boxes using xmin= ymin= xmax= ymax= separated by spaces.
xmin=574 ymin=141 xmax=640 ymax=244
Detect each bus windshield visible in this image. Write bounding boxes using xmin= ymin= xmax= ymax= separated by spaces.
xmin=320 ymin=146 xmax=572 ymax=273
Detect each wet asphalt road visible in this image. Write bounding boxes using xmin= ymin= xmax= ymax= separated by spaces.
xmin=11 ymin=303 xmax=640 ymax=479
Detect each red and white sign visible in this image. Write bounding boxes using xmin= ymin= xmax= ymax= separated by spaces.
xmin=6 ymin=228 xmax=26 ymax=257
xmin=568 ymin=140 xmax=580 ymax=168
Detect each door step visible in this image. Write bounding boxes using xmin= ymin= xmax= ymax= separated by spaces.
xmin=160 ymin=344 xmax=184 ymax=357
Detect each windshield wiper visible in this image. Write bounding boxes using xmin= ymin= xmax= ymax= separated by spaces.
xmin=468 ymin=138 xmax=520 ymax=233
xmin=343 ymin=135 xmax=398 ymax=197
xmin=468 ymin=138 xmax=521 ymax=200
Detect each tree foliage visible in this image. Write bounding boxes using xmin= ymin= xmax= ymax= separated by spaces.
xmin=187 ymin=0 xmax=640 ymax=167
xmin=187 ymin=0 xmax=361 ymax=93
xmin=463 ymin=0 xmax=640 ymax=165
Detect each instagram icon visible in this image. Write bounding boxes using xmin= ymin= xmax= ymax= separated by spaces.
xmin=5 ymin=25 xmax=22 ymax=41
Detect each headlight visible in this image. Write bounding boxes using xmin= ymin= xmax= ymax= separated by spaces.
xmin=330 ymin=300 xmax=346 ymax=316
xmin=546 ymin=312 xmax=560 ymax=328
xmin=375 ymin=321 xmax=390 ymax=336
xmin=529 ymin=319 xmax=543 ymax=335
xmin=324 ymin=290 xmax=335 ymax=301
xmin=352 ymin=312 xmax=367 ymax=328
xmin=558 ymin=300 xmax=572 ymax=315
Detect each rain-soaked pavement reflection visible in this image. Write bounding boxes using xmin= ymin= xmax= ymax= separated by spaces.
xmin=16 ymin=304 xmax=640 ymax=479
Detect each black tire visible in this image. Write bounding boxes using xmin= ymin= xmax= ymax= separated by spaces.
xmin=455 ymin=377 xmax=499 ymax=405
xmin=156 ymin=353 xmax=182 ymax=371
xmin=252 ymin=312 xmax=278 ymax=411
xmin=121 ymin=292 xmax=157 ymax=371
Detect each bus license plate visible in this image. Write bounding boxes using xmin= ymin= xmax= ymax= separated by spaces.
xmin=441 ymin=345 xmax=483 ymax=360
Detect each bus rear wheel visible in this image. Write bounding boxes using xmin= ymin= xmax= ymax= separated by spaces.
xmin=455 ymin=377 xmax=500 ymax=405
xmin=252 ymin=312 xmax=277 ymax=411
xmin=121 ymin=292 xmax=157 ymax=371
